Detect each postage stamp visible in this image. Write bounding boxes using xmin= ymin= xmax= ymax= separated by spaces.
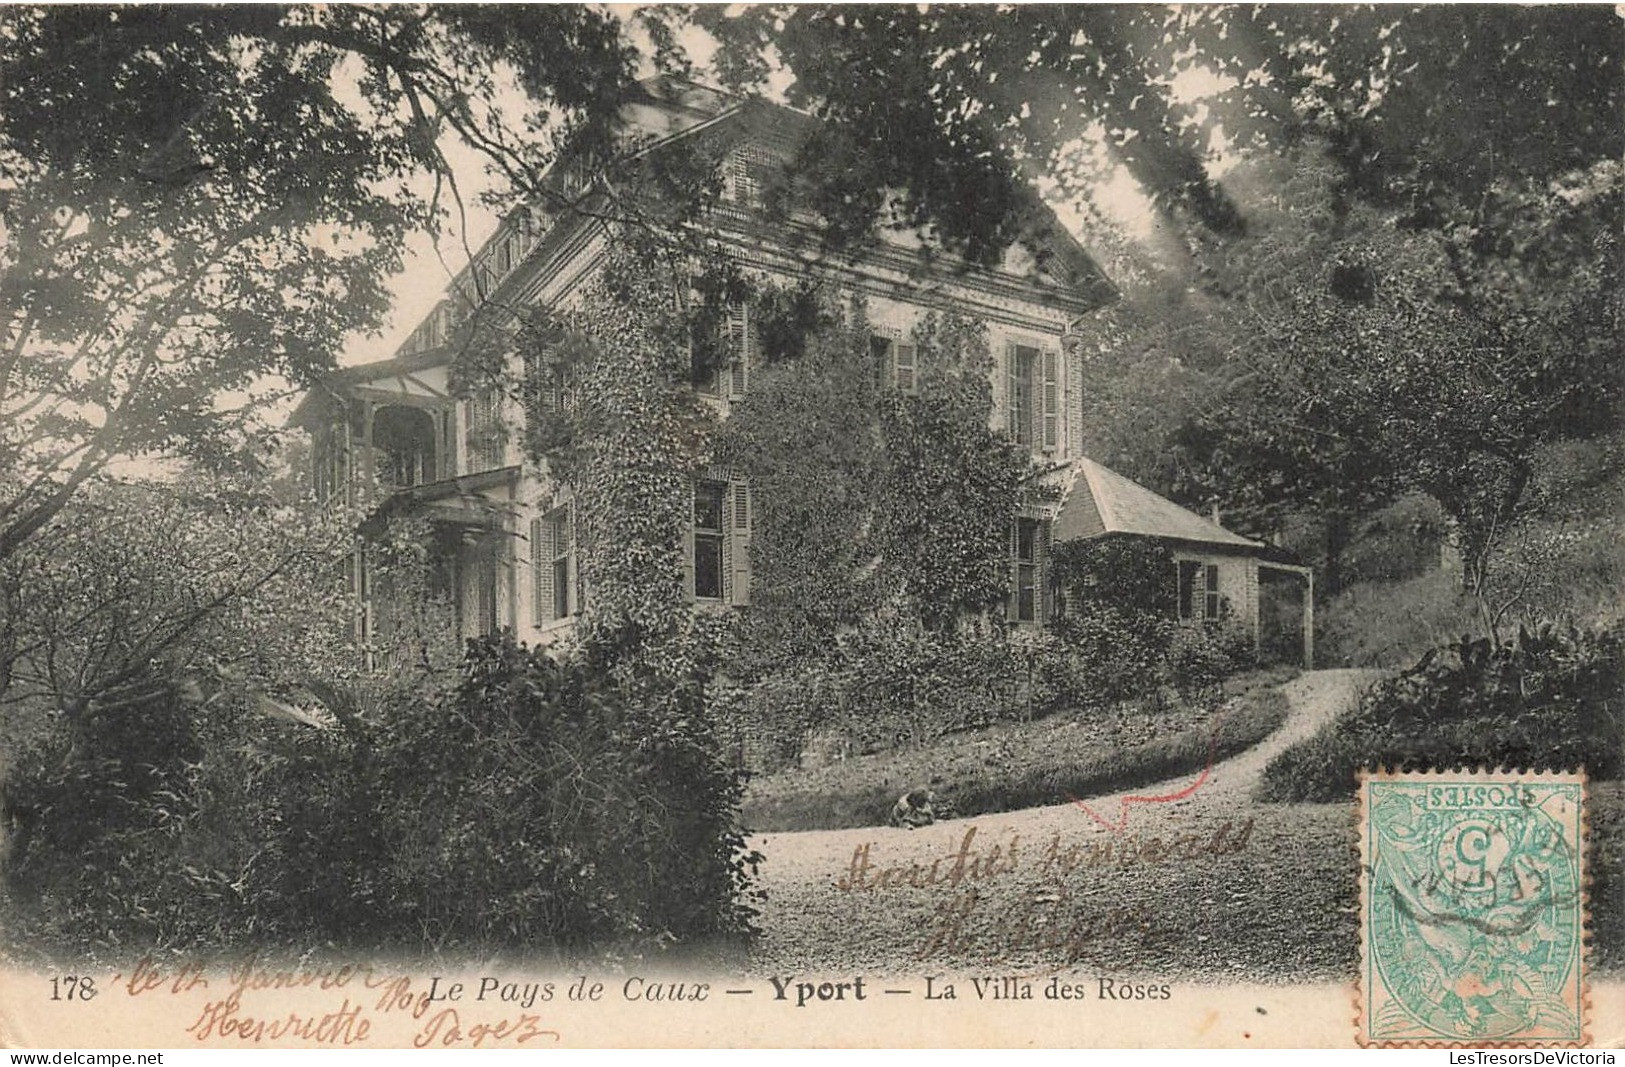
xmin=1358 ymin=768 xmax=1588 ymax=1047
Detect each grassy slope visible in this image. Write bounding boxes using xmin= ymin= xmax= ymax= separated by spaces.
xmin=1319 ymin=439 xmax=1625 ymax=669
xmin=743 ymin=668 xmax=1295 ymax=832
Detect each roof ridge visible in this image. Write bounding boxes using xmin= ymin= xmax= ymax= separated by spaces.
xmin=1073 ymin=455 xmax=1261 ymax=550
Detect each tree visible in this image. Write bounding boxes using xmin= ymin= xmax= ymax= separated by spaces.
xmin=698 ymin=9 xmax=1621 ymax=611
xmin=0 ymin=473 xmax=355 ymax=727
xmin=0 ymin=5 xmax=659 ymax=562
xmin=701 ymin=6 xmax=1620 ymax=253
xmin=1164 ymin=150 xmax=1622 ymax=607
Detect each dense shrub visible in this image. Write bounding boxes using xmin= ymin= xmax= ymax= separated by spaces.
xmin=1047 ymin=604 xmax=1174 ymax=706
xmin=1259 ymin=622 xmax=1624 ymax=803
xmin=2 ymin=633 xmax=758 ymax=959
xmin=718 ymin=620 xmax=1068 ymax=768
xmin=1 ymin=678 xmax=302 ymax=955
xmin=1165 ymin=620 xmax=1258 ymax=698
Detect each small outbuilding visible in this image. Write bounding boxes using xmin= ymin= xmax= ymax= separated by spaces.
xmin=1048 ymin=457 xmax=1314 ymax=666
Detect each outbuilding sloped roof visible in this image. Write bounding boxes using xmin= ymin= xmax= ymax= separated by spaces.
xmin=1050 ymin=457 xmax=1262 ymax=551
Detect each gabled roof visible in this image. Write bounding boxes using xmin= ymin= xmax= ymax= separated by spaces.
xmin=454 ymin=74 xmax=1114 ymax=320
xmin=1050 ymin=457 xmax=1262 ymax=551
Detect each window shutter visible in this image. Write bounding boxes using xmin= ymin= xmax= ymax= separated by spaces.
xmin=1005 ymin=343 xmax=1020 ymax=435
xmin=683 ymin=483 xmax=697 ymax=603
xmin=1006 ymin=519 xmax=1020 ymax=624
xmin=522 ymin=352 xmax=544 ymax=440
xmin=532 ymin=516 xmax=554 ymax=625
xmin=1041 ymin=349 xmax=1060 ymax=452
xmin=727 ymin=304 xmax=750 ymax=400
xmin=895 ymin=342 xmax=918 ymax=396
xmin=567 ymin=507 xmax=580 ymax=616
xmin=1038 ymin=519 xmax=1054 ymax=623
xmin=729 ymin=148 xmax=751 ymax=203
xmin=729 ymin=481 xmax=752 ymax=606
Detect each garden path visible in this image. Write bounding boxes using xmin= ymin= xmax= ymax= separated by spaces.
xmin=746 ymin=668 xmax=1385 ymax=977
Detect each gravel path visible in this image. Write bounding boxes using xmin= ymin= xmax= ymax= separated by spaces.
xmin=746 ymin=669 xmax=1385 ymax=979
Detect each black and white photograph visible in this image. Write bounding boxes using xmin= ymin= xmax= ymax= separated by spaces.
xmin=0 ymin=3 xmax=1619 ymax=1049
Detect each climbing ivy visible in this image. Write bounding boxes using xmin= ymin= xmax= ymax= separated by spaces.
xmin=719 ymin=282 xmax=1033 ymax=669
xmin=506 ymin=238 xmax=1033 ymax=675
xmin=874 ymin=312 xmax=1029 ymax=632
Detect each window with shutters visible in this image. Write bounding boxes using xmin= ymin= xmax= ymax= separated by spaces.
xmin=522 ymin=351 xmax=566 ymax=438
xmin=692 ymin=303 xmax=752 ymax=400
xmin=1177 ymin=559 xmax=1201 ymax=621
xmin=466 ymin=389 xmax=505 ymax=472
xmin=870 ymin=334 xmax=919 ymax=395
xmin=692 ymin=481 xmax=726 ymax=601
xmin=1013 ymin=517 xmax=1040 ymax=623
xmin=1005 ymin=342 xmax=1060 ymax=452
xmin=689 ymin=478 xmax=752 ymax=606
xmin=531 ymin=505 xmax=577 ymax=626
xmin=1205 ymin=563 xmax=1222 ymax=620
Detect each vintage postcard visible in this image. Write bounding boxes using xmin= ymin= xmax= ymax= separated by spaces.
xmin=1 ymin=2 xmax=1620 ymax=1051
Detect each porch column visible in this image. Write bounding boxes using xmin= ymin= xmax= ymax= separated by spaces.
xmin=1303 ymin=568 xmax=1315 ymax=669
xmin=361 ymin=400 xmax=377 ymax=500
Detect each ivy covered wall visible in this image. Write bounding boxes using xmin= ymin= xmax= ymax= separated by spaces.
xmin=511 ymin=226 xmax=1043 ymax=672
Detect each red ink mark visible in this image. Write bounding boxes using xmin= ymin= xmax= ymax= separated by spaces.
xmin=1066 ymin=715 xmax=1223 ymax=833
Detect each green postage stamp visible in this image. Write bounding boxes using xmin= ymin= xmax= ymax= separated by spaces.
xmin=1359 ymin=769 xmax=1588 ymax=1046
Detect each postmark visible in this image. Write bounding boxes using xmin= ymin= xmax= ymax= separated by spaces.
xmin=1358 ymin=768 xmax=1587 ymax=1047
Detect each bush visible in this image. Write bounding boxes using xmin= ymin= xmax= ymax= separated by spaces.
xmin=2 ymin=633 xmax=758 ymax=959
xmin=1259 ymin=622 xmax=1624 ymax=803
xmin=720 ymin=620 xmax=1069 ymax=769
xmin=1165 ymin=620 xmax=1258 ymax=699
xmin=1047 ymin=604 xmax=1174 ymax=707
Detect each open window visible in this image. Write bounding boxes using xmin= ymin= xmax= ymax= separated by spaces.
xmin=1008 ymin=516 xmax=1050 ymax=625
xmin=870 ymin=334 xmax=919 ymax=395
xmin=691 ymin=303 xmax=752 ymax=400
xmin=1005 ymin=342 xmax=1060 ymax=452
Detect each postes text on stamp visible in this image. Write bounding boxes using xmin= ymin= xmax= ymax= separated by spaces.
xmin=1359 ymin=769 xmax=1586 ymax=1047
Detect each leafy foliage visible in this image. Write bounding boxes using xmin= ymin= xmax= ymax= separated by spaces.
xmin=1259 ymin=624 xmax=1625 ymax=803
xmin=0 ymin=474 xmax=355 ymax=720
xmin=0 ymin=6 xmax=653 ymax=562
xmin=719 ymin=294 xmax=1029 ymax=660
xmin=3 ymin=633 xmax=758 ymax=958
xmin=702 ymin=7 xmax=1620 ymax=249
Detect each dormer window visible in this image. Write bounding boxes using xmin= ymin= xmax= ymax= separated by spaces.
xmin=726 ymin=144 xmax=774 ymax=206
